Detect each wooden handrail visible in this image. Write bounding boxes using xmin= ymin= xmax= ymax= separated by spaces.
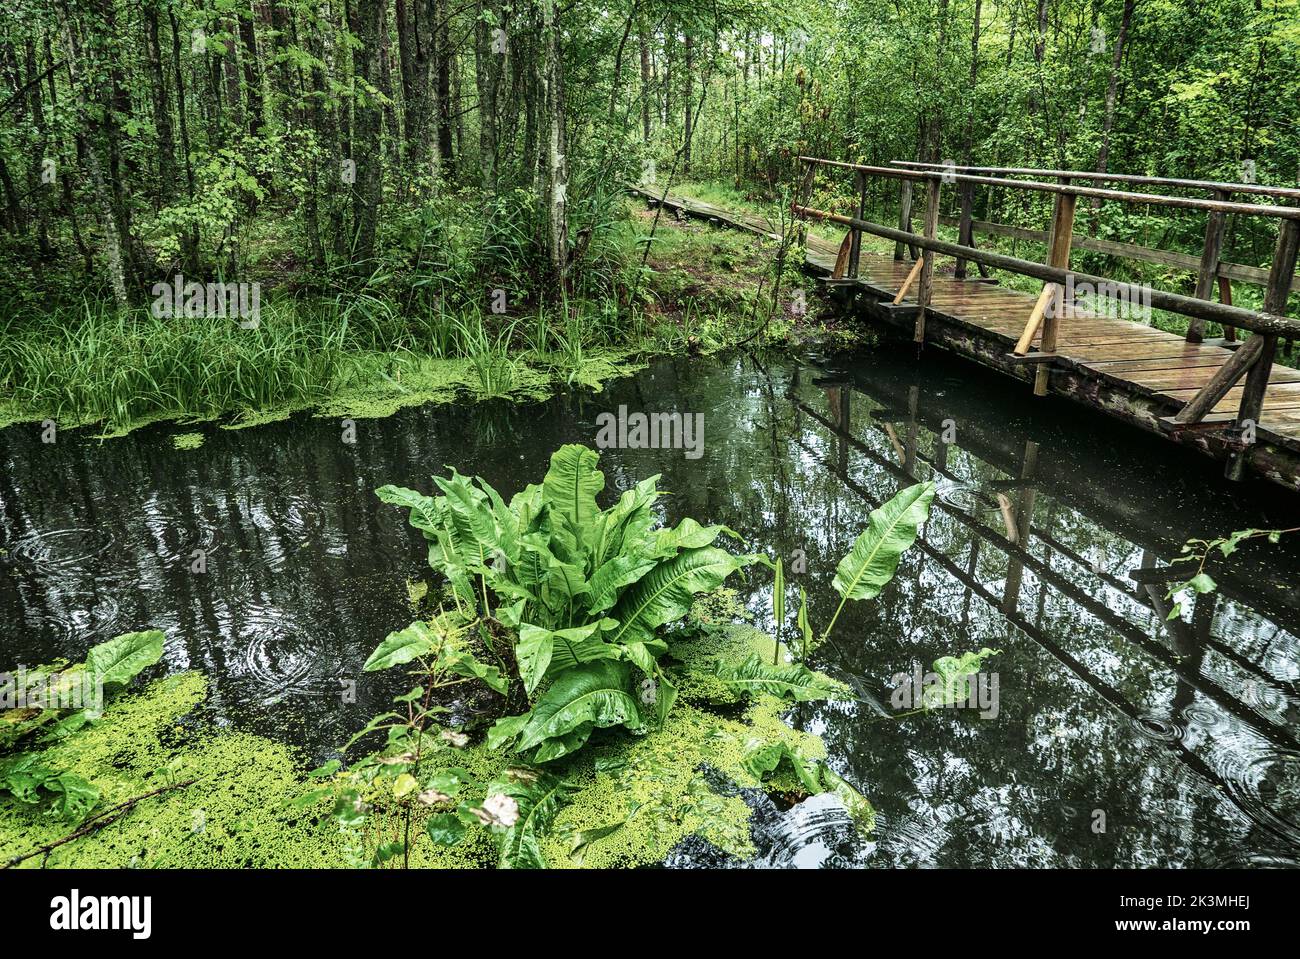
xmin=891 ymin=160 xmax=1300 ymax=202
xmin=791 ymin=203 xmax=1300 ymax=339
xmin=933 ymin=213 xmax=1287 ymax=287
xmin=798 ymin=156 xmax=1300 ymax=220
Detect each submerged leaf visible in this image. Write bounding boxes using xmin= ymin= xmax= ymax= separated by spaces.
xmin=820 ymin=766 xmax=875 ymax=835
xmin=921 ymin=647 xmax=1001 ymax=709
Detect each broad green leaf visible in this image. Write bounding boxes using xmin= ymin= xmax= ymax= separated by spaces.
xmin=588 ymin=476 xmax=661 ymax=568
xmin=541 ymin=444 xmax=605 ymax=533
xmin=531 ymin=724 xmax=594 ymax=763
xmin=488 ymin=769 xmax=576 ymax=869
xmin=434 ymin=469 xmax=499 ymax=571
xmin=487 ymin=714 xmax=529 ymax=751
xmin=743 ymin=738 xmax=822 ymax=793
xmin=648 ymin=518 xmax=740 ymax=556
xmin=518 ymin=621 xmax=609 ymax=693
xmin=832 ymin=482 xmax=935 ymax=602
xmin=714 ymin=654 xmax=852 ymax=702
xmin=568 ymin=820 xmax=628 ymax=865
xmin=610 ymin=547 xmax=757 ymax=646
xmin=86 ymin=631 xmax=165 ymax=689
xmin=426 ymin=812 xmax=467 ymax=846
xmin=363 ymin=622 xmax=439 ymax=671
xmin=438 ymin=646 xmax=509 ymax=695
xmin=425 ymin=767 xmax=472 ymax=799
xmin=820 ymin=766 xmax=875 ymax=835
xmin=47 ymin=773 xmax=100 ymax=825
xmin=375 ymin=485 xmax=441 ymax=538
xmin=585 ymin=553 xmax=660 ymax=614
xmin=619 ymin=640 xmax=660 ymax=675
xmin=517 ymin=624 xmax=556 ymax=695
xmin=516 ymin=661 xmax=641 ymax=760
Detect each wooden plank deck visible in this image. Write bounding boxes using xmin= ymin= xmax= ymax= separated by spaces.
xmin=632 ymin=185 xmax=1300 ymax=459
xmin=804 ymin=239 xmax=1300 ymax=440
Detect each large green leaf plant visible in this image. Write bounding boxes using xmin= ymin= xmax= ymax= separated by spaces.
xmin=375 ymin=443 xmax=757 ymax=762
xmin=329 ymin=447 xmax=936 ymax=868
xmin=1 ymin=631 xmax=165 ymax=827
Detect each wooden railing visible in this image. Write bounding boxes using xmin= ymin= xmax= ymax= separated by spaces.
xmin=892 ymin=160 xmax=1300 ymax=344
xmin=792 ymin=156 xmax=1300 ymax=480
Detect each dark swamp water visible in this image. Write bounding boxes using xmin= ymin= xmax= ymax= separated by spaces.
xmin=3 ymin=344 xmax=1300 ymax=868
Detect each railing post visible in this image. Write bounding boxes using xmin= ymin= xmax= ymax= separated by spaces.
xmin=1188 ymin=188 xmax=1229 ymax=344
xmin=913 ymin=177 xmax=942 ymax=344
xmin=955 ymin=181 xmax=974 ymax=279
xmin=1226 ymin=218 xmax=1300 ymax=480
xmin=848 ymin=169 xmax=866 ymax=279
xmin=895 ymin=179 xmax=916 ymax=260
xmin=1033 ymin=185 xmax=1078 ymax=396
xmin=1217 ymin=276 xmax=1236 ymax=343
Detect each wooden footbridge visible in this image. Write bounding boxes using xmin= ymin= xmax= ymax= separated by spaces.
xmin=635 ymin=159 xmax=1300 ymax=491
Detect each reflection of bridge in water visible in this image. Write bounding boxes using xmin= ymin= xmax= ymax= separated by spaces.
xmin=758 ymin=353 xmax=1300 ymax=854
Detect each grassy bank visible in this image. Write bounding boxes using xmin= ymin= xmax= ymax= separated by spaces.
xmin=0 ymin=200 xmax=809 ymax=437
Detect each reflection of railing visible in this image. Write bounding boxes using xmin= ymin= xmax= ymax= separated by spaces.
xmin=788 ymin=416 xmax=1275 ymax=829
xmin=790 ymin=388 xmax=1298 ymax=753
xmin=793 ymin=157 xmax=1300 ymax=480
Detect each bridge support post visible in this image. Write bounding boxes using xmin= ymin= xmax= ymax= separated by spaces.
xmin=1225 ymin=218 xmax=1300 ymax=479
xmin=955 ymin=182 xmax=974 ymax=279
xmin=1188 ymin=189 xmax=1229 ymax=344
xmin=848 ymin=170 xmax=866 ymax=278
xmin=914 ymin=178 xmax=942 ymax=344
xmin=894 ymin=180 xmax=918 ymax=260
xmin=1034 ymin=188 xmax=1078 ymax=396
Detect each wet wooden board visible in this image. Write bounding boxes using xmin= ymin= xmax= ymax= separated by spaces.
xmin=849 ymin=243 xmax=1300 ymax=441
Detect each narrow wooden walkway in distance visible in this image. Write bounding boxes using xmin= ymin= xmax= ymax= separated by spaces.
xmin=632 ymin=185 xmax=1300 ymax=449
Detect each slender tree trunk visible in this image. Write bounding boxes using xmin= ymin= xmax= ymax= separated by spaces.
xmin=238 ymin=11 xmax=265 ymax=137
xmin=538 ymin=0 xmax=568 ymax=288
xmin=475 ymin=0 xmax=502 ymax=191
xmin=351 ymin=0 xmax=385 ymax=262
xmin=436 ymin=0 xmax=454 ymax=169
xmin=638 ymin=17 xmax=651 ymax=142
xmin=56 ymin=0 xmax=128 ymax=304
xmin=145 ymin=4 xmax=178 ymax=211
xmin=682 ymin=33 xmax=694 ymax=172
xmin=168 ymin=3 xmax=199 ymax=270
xmin=1093 ymin=0 xmax=1135 ymax=192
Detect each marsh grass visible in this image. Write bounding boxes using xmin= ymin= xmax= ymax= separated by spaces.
xmin=0 ymin=199 xmax=801 ymax=435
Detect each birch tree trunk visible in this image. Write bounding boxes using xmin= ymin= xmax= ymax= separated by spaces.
xmin=538 ymin=0 xmax=568 ymax=289
xmin=55 ymin=0 xmax=128 ymax=305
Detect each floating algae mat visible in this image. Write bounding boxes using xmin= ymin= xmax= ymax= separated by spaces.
xmin=0 ymin=624 xmax=868 ymax=869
